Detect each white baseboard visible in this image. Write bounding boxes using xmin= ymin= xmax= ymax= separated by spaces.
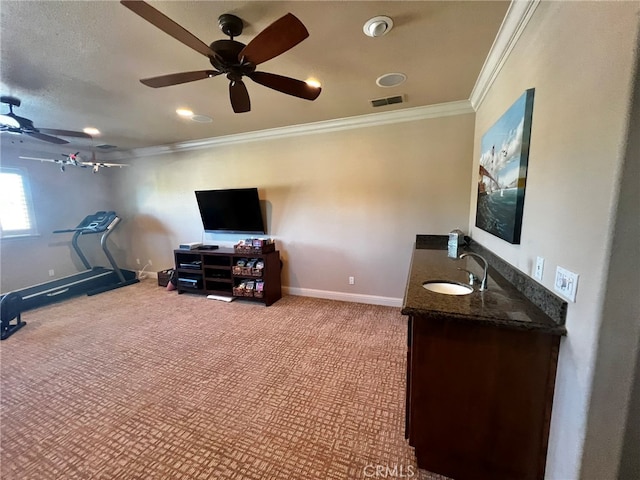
xmin=282 ymin=286 xmax=403 ymax=308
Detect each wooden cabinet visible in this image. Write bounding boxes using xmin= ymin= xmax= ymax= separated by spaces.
xmin=173 ymin=248 xmax=281 ymax=306
xmin=406 ymin=315 xmax=560 ymax=480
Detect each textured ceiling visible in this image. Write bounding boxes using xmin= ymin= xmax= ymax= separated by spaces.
xmin=0 ymin=1 xmax=509 ymax=154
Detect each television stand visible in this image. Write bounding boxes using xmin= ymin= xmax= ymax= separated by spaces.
xmin=173 ymin=246 xmax=281 ymax=306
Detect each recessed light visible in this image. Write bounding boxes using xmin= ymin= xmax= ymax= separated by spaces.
xmin=83 ymin=127 xmax=100 ymax=136
xmin=176 ymin=108 xmax=194 ymax=118
xmin=376 ymin=73 xmax=407 ymax=88
xmin=363 ymin=16 xmax=393 ymax=37
xmin=191 ymin=114 xmax=212 ymax=123
xmin=176 ymin=109 xmax=193 ymax=118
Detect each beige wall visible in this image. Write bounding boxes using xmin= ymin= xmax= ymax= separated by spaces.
xmin=113 ymin=113 xmax=475 ymax=304
xmin=592 ymin=22 xmax=640 ymax=480
xmin=0 ymin=143 xmax=120 ymax=292
xmin=3 ymin=3 xmax=638 ymax=478
xmin=469 ymin=2 xmax=639 ymax=479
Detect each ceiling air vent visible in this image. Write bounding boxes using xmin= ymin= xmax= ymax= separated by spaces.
xmin=370 ymin=95 xmax=404 ymax=108
xmin=95 ymin=144 xmax=117 ymax=150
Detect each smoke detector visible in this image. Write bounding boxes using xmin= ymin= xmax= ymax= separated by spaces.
xmin=363 ymin=16 xmax=393 ymax=37
xmin=376 ymin=73 xmax=407 ymax=87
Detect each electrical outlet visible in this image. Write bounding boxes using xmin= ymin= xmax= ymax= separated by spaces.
xmin=554 ymin=266 xmax=579 ymax=302
xmin=534 ymin=256 xmax=544 ymax=281
xmin=148 ymin=260 xmax=152 ymax=266
xmin=48 ymin=269 xmax=55 ymax=277
xmin=136 ymin=258 xmax=141 ymax=265
xmin=348 ymin=276 xmax=355 ymax=285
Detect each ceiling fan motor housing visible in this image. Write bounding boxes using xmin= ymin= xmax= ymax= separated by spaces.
xmin=1 ymin=96 xmax=21 ymax=107
xmin=209 ymin=39 xmax=255 ymax=75
xmin=218 ymin=14 xmax=243 ymax=38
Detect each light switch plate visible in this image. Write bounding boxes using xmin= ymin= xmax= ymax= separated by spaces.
xmin=534 ymin=256 xmax=544 ymax=281
xmin=554 ymin=266 xmax=579 ymax=302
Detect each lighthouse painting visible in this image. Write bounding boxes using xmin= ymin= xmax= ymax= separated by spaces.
xmin=475 ymin=88 xmax=535 ymax=244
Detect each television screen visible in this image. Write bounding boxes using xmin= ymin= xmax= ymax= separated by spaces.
xmin=195 ymin=188 xmax=266 ymax=234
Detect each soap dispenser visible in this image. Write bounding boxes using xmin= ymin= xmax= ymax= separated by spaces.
xmin=448 ymin=229 xmax=466 ymax=258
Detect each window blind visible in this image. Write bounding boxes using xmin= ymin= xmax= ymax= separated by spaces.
xmin=0 ymin=169 xmax=37 ymax=237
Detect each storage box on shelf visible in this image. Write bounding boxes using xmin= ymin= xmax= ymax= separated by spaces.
xmin=234 ymin=238 xmax=275 ymax=255
xmin=157 ymin=269 xmax=173 ymax=287
xmin=173 ymin=245 xmax=281 ymax=306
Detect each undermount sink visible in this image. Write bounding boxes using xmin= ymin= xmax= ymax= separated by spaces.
xmin=422 ymin=281 xmax=474 ymax=295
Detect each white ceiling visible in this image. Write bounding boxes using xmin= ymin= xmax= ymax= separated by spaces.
xmin=0 ymin=1 xmax=509 ymax=154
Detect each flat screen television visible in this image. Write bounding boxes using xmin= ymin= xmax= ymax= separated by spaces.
xmin=195 ymin=187 xmax=266 ymax=235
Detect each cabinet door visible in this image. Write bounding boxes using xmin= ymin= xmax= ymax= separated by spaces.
xmin=409 ymin=316 xmax=559 ymax=480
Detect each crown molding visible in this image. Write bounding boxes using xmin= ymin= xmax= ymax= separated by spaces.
xmin=110 ymin=100 xmax=473 ymax=160
xmin=469 ymin=0 xmax=541 ymax=111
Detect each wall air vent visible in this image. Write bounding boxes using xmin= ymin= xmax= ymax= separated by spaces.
xmin=370 ymin=95 xmax=404 ymax=108
xmin=95 ymin=144 xmax=118 ymax=150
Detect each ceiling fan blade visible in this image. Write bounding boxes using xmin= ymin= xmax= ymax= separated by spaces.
xmin=120 ymin=1 xmax=218 ymax=59
xmin=229 ymin=80 xmax=251 ymax=113
xmin=26 ymin=131 xmax=69 ymax=144
xmin=239 ymin=13 xmax=309 ymax=66
xmin=248 ymin=72 xmax=321 ymax=101
xmin=140 ymin=70 xmax=221 ymax=88
xmin=38 ymin=128 xmax=92 ymax=139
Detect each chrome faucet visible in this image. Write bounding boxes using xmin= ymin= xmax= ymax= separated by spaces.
xmin=459 ymin=252 xmax=489 ymax=291
xmin=457 ymin=268 xmax=478 ymax=287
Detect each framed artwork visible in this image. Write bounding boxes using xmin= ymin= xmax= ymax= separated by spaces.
xmin=475 ymin=88 xmax=535 ymax=244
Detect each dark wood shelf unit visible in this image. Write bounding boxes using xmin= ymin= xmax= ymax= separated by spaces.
xmin=173 ymin=247 xmax=281 ymax=306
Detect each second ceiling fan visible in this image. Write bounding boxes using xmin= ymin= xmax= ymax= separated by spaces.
xmin=120 ymin=1 xmax=321 ymax=113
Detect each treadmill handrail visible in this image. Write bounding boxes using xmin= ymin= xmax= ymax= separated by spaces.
xmin=53 ymin=227 xmax=103 ymax=234
xmin=100 ymin=217 xmax=126 ymax=283
xmin=51 ymin=214 xmax=123 ymax=274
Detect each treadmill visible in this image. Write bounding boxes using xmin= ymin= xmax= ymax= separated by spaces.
xmin=1 ymin=211 xmax=139 ymax=339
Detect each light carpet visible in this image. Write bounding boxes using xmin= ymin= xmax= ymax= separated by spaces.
xmin=1 ymin=280 xmax=448 ymax=480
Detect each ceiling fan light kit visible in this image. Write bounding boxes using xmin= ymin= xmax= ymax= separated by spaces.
xmin=120 ymin=1 xmax=322 ymax=114
xmin=363 ymin=16 xmax=393 ymax=37
xmin=0 ymin=113 xmax=20 ymax=129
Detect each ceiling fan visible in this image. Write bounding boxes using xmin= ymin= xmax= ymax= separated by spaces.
xmin=0 ymin=96 xmax=92 ymax=144
xmin=120 ymin=0 xmax=321 ymax=113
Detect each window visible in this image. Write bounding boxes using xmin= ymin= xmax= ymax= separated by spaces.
xmin=0 ymin=168 xmax=38 ymax=238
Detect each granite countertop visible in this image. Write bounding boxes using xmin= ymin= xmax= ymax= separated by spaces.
xmin=401 ymin=246 xmax=567 ymax=335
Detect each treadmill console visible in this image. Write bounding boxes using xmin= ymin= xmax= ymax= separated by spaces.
xmin=54 ymin=211 xmax=118 ymax=234
xmin=79 ymin=211 xmax=118 ymax=232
